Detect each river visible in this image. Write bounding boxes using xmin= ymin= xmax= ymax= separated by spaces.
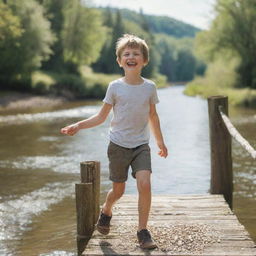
xmin=0 ymin=86 xmax=255 ymax=255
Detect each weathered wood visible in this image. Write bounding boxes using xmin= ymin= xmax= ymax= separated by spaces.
xmin=80 ymin=161 xmax=100 ymax=224
xmin=76 ymin=183 xmax=94 ymax=256
xmin=208 ymin=96 xmax=233 ymax=209
xmin=82 ymin=195 xmax=256 ymax=256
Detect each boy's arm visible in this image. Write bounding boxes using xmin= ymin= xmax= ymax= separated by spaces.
xmin=149 ymin=103 xmax=168 ymax=158
xmin=61 ymin=103 xmax=112 ymax=136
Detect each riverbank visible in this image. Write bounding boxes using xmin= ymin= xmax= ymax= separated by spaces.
xmin=184 ymin=81 xmax=256 ymax=109
xmin=0 ymin=92 xmax=67 ymax=114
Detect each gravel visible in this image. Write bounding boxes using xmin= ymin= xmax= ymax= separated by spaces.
xmin=112 ymin=223 xmax=220 ymax=254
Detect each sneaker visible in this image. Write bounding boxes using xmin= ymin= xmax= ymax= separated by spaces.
xmin=96 ymin=211 xmax=112 ymax=235
xmin=137 ymin=229 xmax=157 ymax=249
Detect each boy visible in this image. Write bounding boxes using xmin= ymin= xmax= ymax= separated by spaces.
xmin=61 ymin=34 xmax=168 ymax=249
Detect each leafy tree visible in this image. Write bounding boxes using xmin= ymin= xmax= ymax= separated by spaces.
xmin=195 ymin=0 xmax=256 ymax=88
xmin=93 ymin=9 xmax=125 ymax=74
xmin=40 ymin=0 xmax=67 ymax=72
xmin=175 ymin=49 xmax=196 ymax=81
xmin=0 ymin=2 xmax=23 ymax=85
xmin=41 ymin=0 xmax=106 ymax=73
xmin=158 ymin=41 xmax=177 ymax=81
xmin=109 ymin=10 xmax=126 ymax=74
xmin=139 ymin=9 xmax=159 ymax=78
xmin=0 ymin=0 xmax=54 ymax=87
xmin=62 ymin=0 xmax=106 ymax=66
xmin=91 ymin=8 xmax=113 ymax=73
xmin=157 ymin=35 xmax=201 ymax=82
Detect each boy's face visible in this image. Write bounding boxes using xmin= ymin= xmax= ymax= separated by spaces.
xmin=117 ymin=46 xmax=147 ymax=73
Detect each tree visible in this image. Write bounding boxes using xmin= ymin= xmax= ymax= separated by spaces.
xmin=139 ymin=9 xmax=159 ymax=78
xmin=158 ymin=41 xmax=177 ymax=81
xmin=108 ymin=10 xmax=126 ymax=74
xmin=195 ymin=0 xmax=256 ymax=88
xmin=62 ymin=0 xmax=106 ymax=66
xmin=91 ymin=7 xmax=113 ymax=73
xmin=93 ymin=10 xmax=125 ymax=74
xmin=0 ymin=0 xmax=55 ymax=87
xmin=41 ymin=0 xmax=106 ymax=73
xmin=40 ymin=0 xmax=67 ymax=71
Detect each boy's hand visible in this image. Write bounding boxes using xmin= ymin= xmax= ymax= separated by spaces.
xmin=157 ymin=142 xmax=168 ymax=158
xmin=61 ymin=123 xmax=79 ymax=136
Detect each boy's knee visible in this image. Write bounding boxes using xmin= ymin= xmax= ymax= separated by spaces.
xmin=137 ymin=180 xmax=151 ymax=193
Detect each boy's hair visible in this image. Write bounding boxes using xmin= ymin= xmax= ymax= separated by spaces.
xmin=116 ymin=34 xmax=149 ymax=63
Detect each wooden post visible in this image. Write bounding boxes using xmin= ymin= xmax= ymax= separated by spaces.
xmin=75 ymin=161 xmax=101 ymax=255
xmin=208 ymin=96 xmax=233 ymax=209
xmin=75 ymin=183 xmax=94 ymax=256
xmin=80 ymin=161 xmax=100 ymax=224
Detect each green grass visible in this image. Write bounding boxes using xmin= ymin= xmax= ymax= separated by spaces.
xmin=184 ymin=78 xmax=256 ymax=108
xmin=30 ymin=67 xmax=169 ymax=99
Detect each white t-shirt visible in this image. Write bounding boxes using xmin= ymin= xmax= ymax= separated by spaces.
xmin=103 ymin=77 xmax=159 ymax=148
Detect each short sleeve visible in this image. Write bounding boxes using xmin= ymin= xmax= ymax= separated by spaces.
xmin=150 ymin=85 xmax=159 ymax=104
xmin=103 ymin=83 xmax=115 ymax=105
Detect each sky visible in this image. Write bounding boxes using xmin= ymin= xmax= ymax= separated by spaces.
xmin=90 ymin=0 xmax=216 ymax=30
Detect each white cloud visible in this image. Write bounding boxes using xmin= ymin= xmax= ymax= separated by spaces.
xmin=91 ymin=0 xmax=216 ymax=29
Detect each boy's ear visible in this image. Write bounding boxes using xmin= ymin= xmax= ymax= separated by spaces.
xmin=116 ymin=57 xmax=122 ymax=67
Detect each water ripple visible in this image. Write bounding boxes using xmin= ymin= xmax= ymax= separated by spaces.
xmin=0 ymin=105 xmax=99 ymax=125
xmin=0 ymin=182 xmax=73 ymax=254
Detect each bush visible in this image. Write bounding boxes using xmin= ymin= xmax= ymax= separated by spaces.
xmin=53 ymin=73 xmax=87 ymax=99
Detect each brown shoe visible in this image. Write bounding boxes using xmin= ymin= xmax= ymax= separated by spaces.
xmin=137 ymin=229 xmax=157 ymax=249
xmin=96 ymin=211 xmax=112 ymax=235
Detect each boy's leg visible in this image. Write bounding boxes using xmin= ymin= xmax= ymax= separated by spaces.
xmin=102 ymin=182 xmax=126 ymax=216
xmin=96 ymin=182 xmax=125 ymax=235
xmin=136 ymin=170 xmax=151 ymax=231
xmin=136 ymin=170 xmax=157 ymax=249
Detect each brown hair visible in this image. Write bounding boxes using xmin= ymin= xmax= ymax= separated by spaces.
xmin=116 ymin=34 xmax=149 ymax=63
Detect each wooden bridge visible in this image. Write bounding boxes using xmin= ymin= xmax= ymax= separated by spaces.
xmin=75 ymin=96 xmax=256 ymax=256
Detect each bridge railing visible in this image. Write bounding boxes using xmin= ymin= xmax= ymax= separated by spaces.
xmin=208 ymin=96 xmax=256 ymax=209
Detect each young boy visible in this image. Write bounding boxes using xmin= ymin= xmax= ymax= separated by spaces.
xmin=61 ymin=34 xmax=168 ymax=249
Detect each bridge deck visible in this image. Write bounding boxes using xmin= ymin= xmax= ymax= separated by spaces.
xmin=82 ymin=194 xmax=256 ymax=255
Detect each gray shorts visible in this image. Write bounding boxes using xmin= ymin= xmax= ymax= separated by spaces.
xmin=107 ymin=141 xmax=152 ymax=182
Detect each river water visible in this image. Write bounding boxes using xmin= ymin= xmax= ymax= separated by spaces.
xmin=0 ymin=86 xmax=255 ymax=256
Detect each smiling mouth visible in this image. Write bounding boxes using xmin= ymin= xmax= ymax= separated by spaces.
xmin=127 ymin=63 xmax=137 ymax=67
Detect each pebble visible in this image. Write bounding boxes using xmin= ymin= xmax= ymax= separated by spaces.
xmin=114 ymin=223 xmax=220 ymax=254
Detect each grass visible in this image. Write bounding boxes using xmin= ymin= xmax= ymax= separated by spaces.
xmin=30 ymin=67 xmax=169 ymax=99
xmin=184 ymin=78 xmax=256 ymax=108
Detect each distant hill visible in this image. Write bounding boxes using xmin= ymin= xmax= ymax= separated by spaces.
xmin=99 ymin=7 xmax=201 ymax=38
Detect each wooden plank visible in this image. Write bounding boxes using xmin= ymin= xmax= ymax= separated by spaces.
xmin=82 ymin=194 xmax=256 ymax=256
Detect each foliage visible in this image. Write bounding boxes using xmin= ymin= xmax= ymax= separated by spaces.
xmin=183 ymin=57 xmax=256 ymax=107
xmin=62 ymin=0 xmax=106 ymax=65
xmin=0 ymin=0 xmax=55 ymax=88
xmin=194 ymin=0 xmax=256 ymax=89
xmin=1 ymin=1 xmax=203 ymax=97
xmin=41 ymin=0 xmax=106 ymax=73
xmin=156 ymin=34 xmax=205 ymax=82
xmin=93 ymin=9 xmax=126 ymax=74
xmin=39 ymin=0 xmax=67 ymax=71
xmin=185 ymin=81 xmax=256 ymax=108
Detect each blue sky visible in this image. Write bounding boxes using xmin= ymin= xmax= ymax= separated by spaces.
xmin=90 ymin=0 xmax=216 ymax=29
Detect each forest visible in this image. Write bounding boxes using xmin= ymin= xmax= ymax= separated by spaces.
xmin=0 ymin=0 xmax=203 ymax=99
xmin=1 ymin=0 xmax=256 ymax=107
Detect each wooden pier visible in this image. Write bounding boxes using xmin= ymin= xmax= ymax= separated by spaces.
xmin=75 ymin=96 xmax=256 ymax=255
xmin=82 ymin=194 xmax=256 ymax=256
